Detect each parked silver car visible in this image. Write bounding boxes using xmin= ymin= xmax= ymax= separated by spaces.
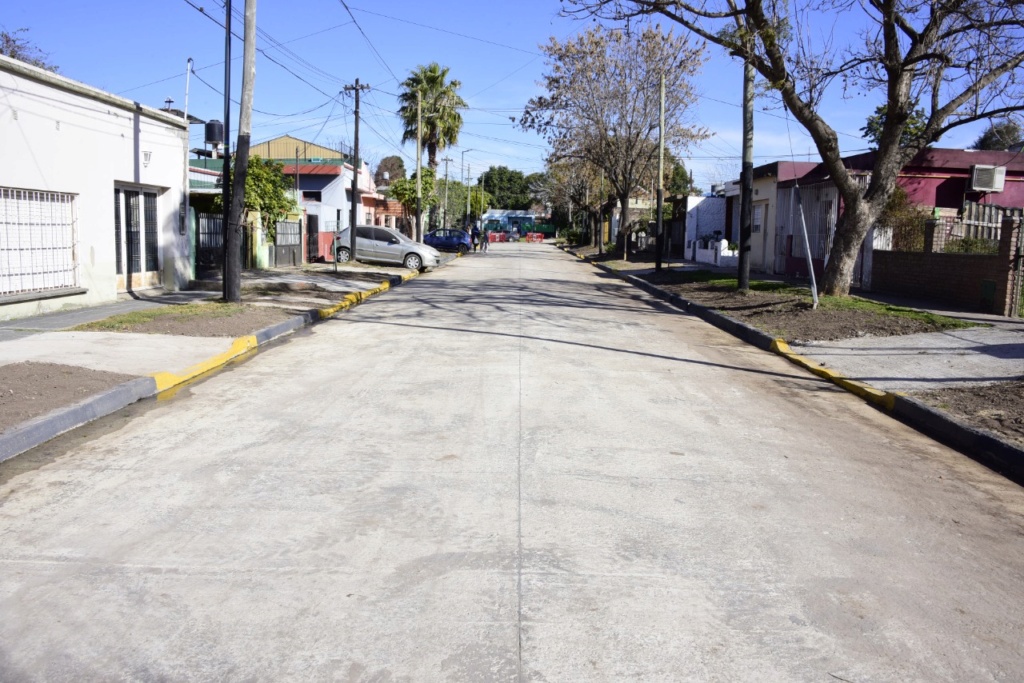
xmin=334 ymin=226 xmax=441 ymax=271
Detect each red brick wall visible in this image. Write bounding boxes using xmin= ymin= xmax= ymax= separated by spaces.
xmin=872 ymin=252 xmax=1003 ymax=311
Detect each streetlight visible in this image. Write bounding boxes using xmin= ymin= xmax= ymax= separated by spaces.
xmin=461 ymin=148 xmax=475 ymax=230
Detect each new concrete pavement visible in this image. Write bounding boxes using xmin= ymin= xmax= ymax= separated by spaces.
xmin=1 ymin=243 xmax=1023 ymax=680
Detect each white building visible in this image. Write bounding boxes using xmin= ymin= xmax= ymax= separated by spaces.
xmin=0 ymin=54 xmax=189 ymax=320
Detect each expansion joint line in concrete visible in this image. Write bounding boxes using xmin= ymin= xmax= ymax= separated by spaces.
xmin=515 ymin=255 xmax=525 ymax=683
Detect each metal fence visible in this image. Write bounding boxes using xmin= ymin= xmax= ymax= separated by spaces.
xmin=0 ymin=187 xmax=79 ymax=296
xmin=873 ymin=202 xmax=1022 ymax=255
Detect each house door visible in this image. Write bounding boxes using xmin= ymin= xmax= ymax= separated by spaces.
xmin=114 ymin=187 xmax=160 ymax=291
xmin=195 ymin=213 xmax=224 ymax=275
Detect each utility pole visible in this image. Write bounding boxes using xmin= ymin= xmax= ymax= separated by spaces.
xmin=415 ymin=89 xmax=422 ymax=241
xmin=465 ymin=164 xmax=472 ymax=229
xmin=344 ymin=79 xmax=370 ymax=262
xmin=738 ymin=56 xmax=755 ymax=291
xmin=598 ymin=169 xmax=605 ymax=255
xmin=656 ymin=71 xmax=666 ymax=272
xmin=226 ymin=0 xmax=256 ymax=302
xmin=220 ymin=0 xmax=232 ymax=299
xmin=460 ymin=148 xmax=473 ymax=229
xmin=441 ymin=156 xmax=452 ymax=228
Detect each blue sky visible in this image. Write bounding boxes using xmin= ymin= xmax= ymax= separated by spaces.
xmin=3 ymin=0 xmax=990 ymax=193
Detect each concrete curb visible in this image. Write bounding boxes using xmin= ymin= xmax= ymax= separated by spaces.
xmin=0 ymin=378 xmax=155 ymax=463
xmin=565 ymin=246 xmax=1024 ymax=485
xmin=0 ymin=272 xmax=416 ymax=464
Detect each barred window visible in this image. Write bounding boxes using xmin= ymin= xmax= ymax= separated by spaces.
xmin=0 ymin=187 xmax=79 ymax=297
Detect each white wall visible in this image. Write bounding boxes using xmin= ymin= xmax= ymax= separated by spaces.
xmin=681 ymin=196 xmax=727 ymax=249
xmin=0 ymin=55 xmax=188 ymax=320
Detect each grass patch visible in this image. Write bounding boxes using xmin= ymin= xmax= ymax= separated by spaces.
xmin=74 ymin=302 xmax=247 ymax=332
xmin=817 ymin=296 xmax=979 ymax=330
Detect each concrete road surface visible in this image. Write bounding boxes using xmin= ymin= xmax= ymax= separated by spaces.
xmin=2 ymin=243 xmax=1023 ymax=681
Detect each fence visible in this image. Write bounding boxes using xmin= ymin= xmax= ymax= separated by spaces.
xmin=873 ymin=202 xmax=1021 ymax=255
xmin=870 ymin=216 xmax=1022 ymax=314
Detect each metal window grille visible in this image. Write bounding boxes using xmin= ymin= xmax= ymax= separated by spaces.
xmin=144 ymin=192 xmax=158 ymax=271
xmin=114 ymin=189 xmax=123 ymax=275
xmin=0 ymin=187 xmax=79 ymax=296
xmin=124 ymin=190 xmax=141 ymax=274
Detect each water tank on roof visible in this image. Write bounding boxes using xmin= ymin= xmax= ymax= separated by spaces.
xmin=205 ymin=120 xmax=224 ymax=146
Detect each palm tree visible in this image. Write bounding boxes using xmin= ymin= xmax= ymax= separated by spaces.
xmin=398 ymin=63 xmax=467 ymax=170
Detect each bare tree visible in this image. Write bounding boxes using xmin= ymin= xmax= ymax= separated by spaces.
xmin=0 ymin=28 xmax=58 ymax=72
xmin=521 ymin=24 xmax=706 ymax=258
xmin=563 ymin=0 xmax=1024 ymax=295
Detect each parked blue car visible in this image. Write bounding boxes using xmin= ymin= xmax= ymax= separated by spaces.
xmin=424 ymin=228 xmax=472 ymax=254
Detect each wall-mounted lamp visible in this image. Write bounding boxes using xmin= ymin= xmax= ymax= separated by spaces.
xmin=143 ymin=151 xmax=153 ymax=168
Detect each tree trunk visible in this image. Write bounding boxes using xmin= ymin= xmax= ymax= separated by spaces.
xmin=619 ymin=194 xmax=630 ymax=261
xmin=821 ymin=196 xmax=878 ymax=295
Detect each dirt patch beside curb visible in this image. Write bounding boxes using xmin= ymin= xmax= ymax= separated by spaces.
xmin=0 ymin=362 xmax=136 ymax=434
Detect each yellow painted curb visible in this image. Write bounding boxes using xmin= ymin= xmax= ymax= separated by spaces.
xmin=151 ymin=335 xmax=258 ymax=393
xmin=770 ymin=337 xmax=898 ymax=411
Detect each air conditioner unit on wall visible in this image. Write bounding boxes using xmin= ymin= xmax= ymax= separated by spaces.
xmin=970 ymin=164 xmax=1007 ymax=192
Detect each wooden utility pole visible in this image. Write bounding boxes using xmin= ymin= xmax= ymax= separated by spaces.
xmin=738 ymin=57 xmax=754 ymax=291
xmin=220 ymin=0 xmax=232 ymax=299
xmin=441 ymin=156 xmax=452 ymax=228
xmin=344 ymin=79 xmax=370 ymax=261
xmin=225 ymin=0 xmax=256 ymax=303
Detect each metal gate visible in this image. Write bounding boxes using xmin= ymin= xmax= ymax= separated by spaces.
xmin=275 ymin=220 xmax=302 ymax=267
xmin=306 ymin=214 xmax=319 ymax=262
xmin=197 ymin=212 xmax=223 ymax=275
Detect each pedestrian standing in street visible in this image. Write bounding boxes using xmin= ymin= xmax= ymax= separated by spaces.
xmin=471 ymin=225 xmax=481 ymax=253
xmin=481 ymin=226 xmax=489 ymax=253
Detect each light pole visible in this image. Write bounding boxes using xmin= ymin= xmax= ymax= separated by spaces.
xmin=460 ymin=148 xmax=474 ymax=229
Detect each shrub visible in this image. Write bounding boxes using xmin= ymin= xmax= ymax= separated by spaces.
xmin=876 ymin=186 xmax=930 ymax=251
xmin=944 ymin=237 xmax=999 ymax=254
xmin=564 ymin=228 xmax=584 ymax=245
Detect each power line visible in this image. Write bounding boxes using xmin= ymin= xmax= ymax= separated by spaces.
xmin=181 ymin=0 xmax=336 ymax=99
xmin=347 ymin=6 xmax=541 ymax=56
xmin=190 ymin=67 xmax=339 ymax=117
xmin=336 ymin=0 xmax=400 ymax=84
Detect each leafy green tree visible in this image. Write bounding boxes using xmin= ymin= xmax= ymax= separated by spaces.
xmin=397 ymin=63 xmax=468 ymax=169
xmin=469 ymin=186 xmax=492 ymax=222
xmin=479 ymin=166 xmax=531 ymax=210
xmin=0 ymin=28 xmax=58 ymax=72
xmin=214 ymin=156 xmax=295 ymax=243
xmin=374 ymin=155 xmax=406 ymax=186
xmin=389 ymin=168 xmax=438 ymax=225
xmin=435 ymin=178 xmax=469 ymax=228
xmin=861 ymin=105 xmax=929 ymax=149
xmin=664 ymin=154 xmax=701 ymax=196
xmin=972 ymin=119 xmax=1022 ymax=150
